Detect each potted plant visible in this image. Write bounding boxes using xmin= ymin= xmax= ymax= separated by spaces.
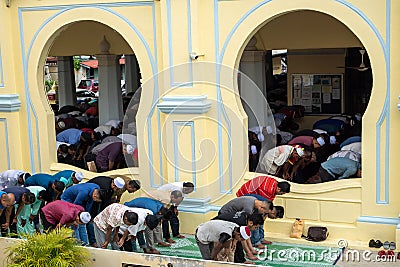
xmin=6 ymin=228 xmax=92 ymax=267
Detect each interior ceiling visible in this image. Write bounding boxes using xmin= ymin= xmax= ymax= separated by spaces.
xmin=255 ymin=10 xmax=363 ymax=50
xmin=49 ymin=21 xmax=134 ymax=56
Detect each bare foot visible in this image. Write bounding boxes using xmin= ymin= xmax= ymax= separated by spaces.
xmin=246 ymin=253 xmax=258 ymax=260
xmin=174 ymin=234 xmax=185 ymax=238
xmin=157 ymin=242 xmax=171 ymax=247
xmin=166 ymin=238 xmax=176 ymax=244
xmin=256 ymin=243 xmax=266 ymax=249
xmin=261 ymin=239 xmax=272 ymax=245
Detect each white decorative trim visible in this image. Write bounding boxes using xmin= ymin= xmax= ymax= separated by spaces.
xmin=157 ymin=95 xmax=211 ymax=114
xmin=178 ymin=197 xmax=220 ymax=214
xmin=0 ymin=94 xmax=21 ymax=112
xmin=357 ymin=216 xmax=400 ymax=225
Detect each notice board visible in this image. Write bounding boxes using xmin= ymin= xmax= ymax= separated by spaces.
xmin=292 ymin=74 xmax=343 ymax=114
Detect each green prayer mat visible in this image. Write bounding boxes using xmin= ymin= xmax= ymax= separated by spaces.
xmin=156 ymin=235 xmax=341 ymax=267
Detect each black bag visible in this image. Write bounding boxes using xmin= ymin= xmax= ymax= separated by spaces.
xmin=305 ymin=226 xmax=329 ymax=242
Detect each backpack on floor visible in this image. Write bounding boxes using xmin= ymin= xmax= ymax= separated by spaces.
xmin=305 ymin=226 xmax=329 ymax=242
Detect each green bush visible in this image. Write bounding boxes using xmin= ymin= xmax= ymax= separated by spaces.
xmin=6 ymin=228 xmax=92 ymax=267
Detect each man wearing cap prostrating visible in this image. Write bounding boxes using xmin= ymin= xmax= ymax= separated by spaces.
xmin=257 ymin=145 xmax=305 ymax=178
xmin=195 ymin=219 xmax=251 ymax=261
xmin=61 ymin=183 xmax=102 ymax=245
xmin=40 ymin=200 xmax=91 ymax=231
xmin=52 ymin=170 xmax=84 ymax=188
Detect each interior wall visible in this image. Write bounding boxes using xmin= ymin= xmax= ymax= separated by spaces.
xmin=49 ymin=21 xmax=133 ymax=56
xmin=255 ymin=10 xmax=362 ymax=50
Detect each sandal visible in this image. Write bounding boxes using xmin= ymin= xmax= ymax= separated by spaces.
xmin=383 ymin=241 xmax=390 ymax=250
xmin=378 ymin=250 xmax=386 ymax=257
xmin=389 ymin=242 xmax=396 ymax=250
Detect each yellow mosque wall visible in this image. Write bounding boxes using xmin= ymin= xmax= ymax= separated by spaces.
xmin=0 ymin=0 xmax=399 ymax=251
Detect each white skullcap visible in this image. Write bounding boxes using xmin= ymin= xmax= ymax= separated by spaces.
xmin=57 ymin=121 xmax=65 ymax=129
xmin=79 ymin=212 xmax=91 ymax=224
xmin=296 ymin=147 xmax=304 ymax=157
xmin=240 ymin=226 xmax=251 ymax=240
xmin=330 ymin=136 xmax=337 ymax=145
xmin=74 ymin=172 xmax=84 ymax=182
xmin=126 ymin=145 xmax=135 ymax=155
xmin=250 ymin=145 xmax=257 ymax=155
xmin=118 ymin=134 xmax=137 ymax=146
xmin=316 ymin=137 xmax=325 ymax=146
xmin=114 ymin=177 xmax=125 ymax=189
xmin=355 ymin=113 xmax=362 ymax=121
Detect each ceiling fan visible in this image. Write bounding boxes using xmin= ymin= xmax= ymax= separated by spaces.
xmin=337 ymin=49 xmax=369 ymax=72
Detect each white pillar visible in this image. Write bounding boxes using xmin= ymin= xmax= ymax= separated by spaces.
xmin=57 ymin=56 xmax=76 ymax=107
xmin=97 ymin=54 xmax=123 ymax=125
xmin=125 ymin=54 xmax=140 ymax=94
xmin=239 ymin=38 xmax=267 ymax=128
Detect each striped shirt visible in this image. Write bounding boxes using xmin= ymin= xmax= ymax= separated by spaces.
xmin=236 ymin=176 xmax=278 ymax=201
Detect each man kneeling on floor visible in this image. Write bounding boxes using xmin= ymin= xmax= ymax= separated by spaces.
xmin=195 ymin=219 xmax=251 ymax=261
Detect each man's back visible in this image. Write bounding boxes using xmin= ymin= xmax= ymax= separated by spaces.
xmin=218 ymin=196 xmax=256 ymax=215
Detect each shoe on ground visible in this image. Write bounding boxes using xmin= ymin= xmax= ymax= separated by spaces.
xmin=375 ymin=240 xmax=383 ymax=248
xmin=166 ymin=238 xmax=176 ymax=244
xmin=397 ymin=252 xmax=400 ymax=260
xmin=389 ymin=241 xmax=396 ymax=250
xmin=157 ymin=242 xmax=171 ymax=247
xmin=368 ymin=239 xmax=376 ymax=248
xmin=383 ymin=241 xmax=390 ymax=250
xmin=90 ymin=242 xmax=98 ymax=248
xmin=174 ymin=234 xmax=185 ymax=238
xmin=378 ymin=250 xmax=386 ymax=257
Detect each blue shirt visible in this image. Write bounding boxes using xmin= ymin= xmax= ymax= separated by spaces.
xmin=24 ymin=174 xmax=58 ymax=189
xmin=0 ymin=191 xmax=7 ymax=209
xmin=124 ymin=197 xmax=163 ymax=214
xmin=321 ymin=157 xmax=360 ymax=179
xmin=3 ymin=187 xmax=30 ymax=204
xmin=340 ymin=136 xmax=361 ymax=148
xmin=52 ymin=170 xmax=74 ymax=187
xmin=61 ymin=183 xmax=100 ymax=212
xmin=56 ymin=128 xmax=82 ymax=145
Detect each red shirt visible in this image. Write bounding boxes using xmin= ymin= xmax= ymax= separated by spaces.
xmin=236 ymin=176 xmax=278 ymax=201
xmin=41 ymin=200 xmax=84 ymax=226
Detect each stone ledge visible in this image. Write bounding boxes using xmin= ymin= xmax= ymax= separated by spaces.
xmin=157 ymin=95 xmax=212 ymax=114
xmin=0 ymin=94 xmax=21 ymax=112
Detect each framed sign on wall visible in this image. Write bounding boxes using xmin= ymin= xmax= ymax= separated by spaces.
xmin=292 ymin=74 xmax=343 ymax=114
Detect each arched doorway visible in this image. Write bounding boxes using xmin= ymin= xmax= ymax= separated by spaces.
xmin=43 ymin=21 xmax=142 ymax=171
xmin=237 ymin=10 xmax=372 ymax=174
xmin=23 ymin=8 xmax=154 ymax=173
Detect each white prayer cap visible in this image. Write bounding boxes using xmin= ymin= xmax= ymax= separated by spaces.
xmin=316 ymin=137 xmax=325 ymax=146
xmin=126 ymin=145 xmax=135 ymax=155
xmin=79 ymin=212 xmax=91 ymax=224
xmin=114 ymin=177 xmax=125 ymax=189
xmin=74 ymin=172 xmax=84 ymax=181
xmin=250 ymin=145 xmax=257 ymax=155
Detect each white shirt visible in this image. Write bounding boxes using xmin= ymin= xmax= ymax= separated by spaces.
xmin=0 ymin=170 xmax=24 ymax=190
xmin=158 ymin=182 xmax=184 ymax=193
xmin=119 ymin=208 xmax=153 ymax=236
